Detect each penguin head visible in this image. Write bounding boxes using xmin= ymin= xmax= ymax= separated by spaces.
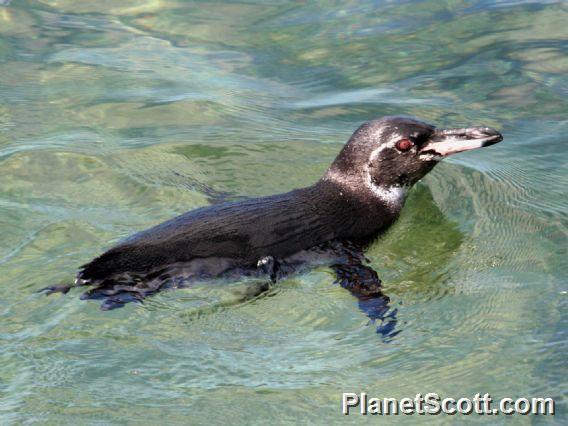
xmin=325 ymin=116 xmax=502 ymax=204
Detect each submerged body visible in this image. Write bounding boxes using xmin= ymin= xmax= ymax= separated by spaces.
xmin=46 ymin=116 xmax=502 ymax=310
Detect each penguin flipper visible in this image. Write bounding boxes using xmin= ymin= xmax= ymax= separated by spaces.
xmin=331 ymin=262 xmax=384 ymax=299
xmin=331 ymin=262 xmax=399 ymax=338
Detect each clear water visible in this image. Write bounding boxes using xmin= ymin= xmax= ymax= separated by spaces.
xmin=0 ymin=0 xmax=566 ymax=424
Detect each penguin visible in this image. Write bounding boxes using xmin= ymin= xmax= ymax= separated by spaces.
xmin=43 ymin=116 xmax=502 ymax=313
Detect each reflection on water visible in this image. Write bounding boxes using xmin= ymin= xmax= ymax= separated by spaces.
xmin=0 ymin=0 xmax=566 ymax=423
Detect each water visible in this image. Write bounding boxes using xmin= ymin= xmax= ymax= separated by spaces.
xmin=0 ymin=0 xmax=566 ymax=423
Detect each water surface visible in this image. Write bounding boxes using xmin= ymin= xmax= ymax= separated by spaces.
xmin=0 ymin=0 xmax=566 ymax=424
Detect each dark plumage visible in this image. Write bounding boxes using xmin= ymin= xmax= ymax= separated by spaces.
xmin=80 ymin=181 xmax=389 ymax=283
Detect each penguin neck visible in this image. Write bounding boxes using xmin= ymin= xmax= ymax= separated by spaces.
xmin=320 ymin=167 xmax=408 ymax=214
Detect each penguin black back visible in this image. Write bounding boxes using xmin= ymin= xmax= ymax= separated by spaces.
xmin=44 ymin=116 xmax=502 ymax=309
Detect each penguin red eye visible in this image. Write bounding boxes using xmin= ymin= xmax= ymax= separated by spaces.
xmin=395 ymin=139 xmax=413 ymax=152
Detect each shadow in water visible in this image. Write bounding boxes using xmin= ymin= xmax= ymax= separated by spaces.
xmin=373 ymin=185 xmax=465 ymax=292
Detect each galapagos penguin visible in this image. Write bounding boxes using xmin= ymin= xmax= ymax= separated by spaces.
xmin=44 ymin=116 xmax=502 ymax=313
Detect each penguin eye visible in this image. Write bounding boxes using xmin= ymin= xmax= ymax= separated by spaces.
xmin=395 ymin=139 xmax=413 ymax=152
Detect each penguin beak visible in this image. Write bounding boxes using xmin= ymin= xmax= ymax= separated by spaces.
xmin=420 ymin=126 xmax=503 ymax=157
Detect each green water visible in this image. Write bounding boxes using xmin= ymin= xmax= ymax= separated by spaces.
xmin=0 ymin=0 xmax=566 ymax=424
